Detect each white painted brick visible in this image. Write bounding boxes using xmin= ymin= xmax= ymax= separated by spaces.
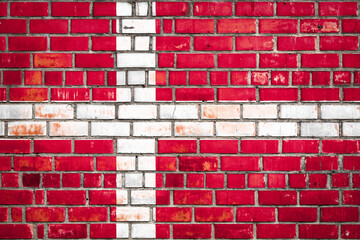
xmin=8 ymin=121 xmax=46 ymax=136
xmin=122 ymin=19 xmax=156 ymax=33
xmin=35 ymin=104 xmax=73 ymax=119
xmin=116 ymin=189 xmax=128 ymax=205
xmin=138 ymin=156 xmax=156 ymax=171
xmin=91 ymin=122 xmax=130 ymax=136
xmin=116 ymin=2 xmax=132 ymax=16
xmin=135 ymin=37 xmax=150 ymax=51
xmin=301 ymin=123 xmax=339 ymax=137
xmin=117 ymin=53 xmax=156 ymax=68
xmin=116 ymin=156 xmax=136 ymax=171
xmin=133 ymin=122 xmax=171 ymax=136
xmin=116 ymin=37 xmax=131 ymax=51
xmin=0 ymin=104 xmax=32 ymax=119
xmin=175 ymin=122 xmax=213 ymax=136
xmin=131 ymin=190 xmax=155 ymax=205
xmin=152 ymin=2 xmax=156 ymax=16
xmin=148 ymin=71 xmax=156 ymax=85
xmin=202 ymin=105 xmax=240 ymax=119
xmin=116 ymin=71 xmax=126 ymax=85
xmin=50 ymin=122 xmax=88 ymax=136
xmin=243 ymin=104 xmax=277 ymax=119
xmin=116 ymin=224 xmax=129 ymax=238
xmin=160 ymin=105 xmax=198 ymax=119
xmin=321 ymin=105 xmax=360 ymax=119
xmin=118 ymin=105 xmax=157 ymax=119
xmin=280 ymin=105 xmax=318 ymax=119
xmin=116 ymin=88 xmax=131 ymax=102
xmin=0 ymin=122 xmax=4 ymax=136
xmin=128 ymin=71 xmax=146 ymax=85
xmin=145 ymin=173 xmax=156 ymax=187
xmin=259 ymin=122 xmax=298 ymax=137
xmin=115 ymin=19 xmax=120 ymax=33
xmin=132 ymin=224 xmax=155 ymax=238
xmin=134 ymin=88 xmax=156 ymax=102
xmin=117 ymin=139 xmax=155 ymax=153
xmin=116 ymin=174 xmax=122 ymax=188
xmin=114 ymin=207 xmax=149 ymax=221
xmin=216 ymin=122 xmax=255 ymax=136
xmin=77 ymin=105 xmax=115 ymax=119
xmin=125 ymin=173 xmax=142 ymax=187
xmin=343 ymin=123 xmax=360 ymax=136
xmin=136 ymin=2 xmax=148 ymax=16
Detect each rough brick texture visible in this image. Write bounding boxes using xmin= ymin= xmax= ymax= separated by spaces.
xmin=0 ymin=0 xmax=359 ymax=239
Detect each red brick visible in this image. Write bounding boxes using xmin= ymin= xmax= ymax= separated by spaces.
xmin=278 ymin=36 xmax=316 ymax=51
xmin=0 ymin=207 xmax=8 ymax=222
xmin=344 ymin=156 xmax=360 ymax=170
xmin=3 ymin=71 xmax=21 ymax=85
xmin=65 ymin=72 xmax=82 ymax=85
xmin=343 ymin=54 xmax=360 ymax=68
xmin=322 ymin=139 xmax=360 ymax=154
xmin=320 ymin=36 xmax=358 ymax=51
xmin=227 ymin=174 xmax=245 ymax=188
xmin=215 ymin=224 xmax=253 ymax=239
xmin=312 ymin=71 xmax=331 ymax=85
xmin=43 ymin=174 xmax=60 ymax=188
xmin=174 ymin=190 xmax=212 ymax=205
xmin=0 ymin=157 xmax=11 ymax=171
xmin=248 ymin=174 xmax=265 ymax=188
xmin=2 ymin=173 xmax=19 ymax=188
xmin=176 ymin=88 xmax=214 ymax=101
xmin=257 ymin=224 xmax=296 ymax=239
xmin=14 ymin=157 xmax=52 ymax=171
xmin=0 ymin=139 xmax=31 ymax=153
xmin=241 ymin=139 xmax=279 ymax=153
xmin=0 ymin=224 xmax=33 ymax=239
xmin=9 ymin=37 xmax=47 ymax=51
xmin=0 ymin=37 xmax=5 ymax=50
xmin=0 ymin=19 xmax=27 ymax=33
xmin=87 ymin=71 xmax=105 ymax=86
xmin=236 ymin=207 xmax=275 ymax=222
xmin=289 ymin=174 xmax=307 ymax=189
xmin=341 ymin=225 xmax=360 ymax=239
xmin=158 ymin=53 xmax=174 ymax=68
xmin=187 ymin=174 xmax=204 ymax=188
xmin=306 ymin=156 xmax=339 ymax=171
xmin=0 ymin=2 xmax=6 ymax=16
xmin=158 ymin=140 xmax=197 ymax=153
xmin=353 ymin=174 xmax=360 ymax=188
xmin=74 ymin=140 xmax=113 ymax=154
xmin=156 ymin=156 xmax=177 ymax=171
xmin=259 ymin=191 xmax=297 ymax=205
xmin=206 ymin=173 xmax=224 ymax=188
xmin=292 ymin=71 xmax=310 ymax=85
xmin=343 ymin=191 xmax=360 ymax=205
xmin=156 ymin=36 xmax=190 ymax=51
xmin=156 ymin=207 xmax=192 ymax=222
xmin=221 ymin=156 xmax=260 ymax=171
xmin=90 ymin=224 xmax=116 ymax=238
xmin=179 ymin=156 xmax=218 ymax=171
xmin=283 ymin=139 xmax=319 ymax=153
xmin=93 ymin=2 xmax=116 ymax=16
xmin=195 ymin=2 xmax=232 ymax=16
xmin=260 ymin=54 xmax=297 ymax=68
xmin=236 ymin=2 xmax=273 ymax=16
xmin=0 ymin=88 xmax=6 ymax=101
xmin=48 ymin=224 xmax=87 ymax=239
xmin=309 ymin=174 xmax=327 ymax=188
xmin=277 ymin=2 xmax=315 ymax=16
xmin=104 ymin=174 xmax=116 ymax=188
xmin=169 ymin=71 xmax=186 ymax=85
xmin=175 ymin=19 xmax=214 ymax=33
xmin=30 ymin=19 xmax=68 ymax=34
xmin=11 ymin=2 xmax=48 ymax=16
xmin=342 ymin=19 xmax=360 ymax=33
xmin=22 ymin=173 xmax=40 ymax=187
xmin=216 ymin=190 xmax=255 ymax=205
xmin=92 ymin=37 xmax=115 ymax=51
xmin=173 ymin=224 xmax=211 ymax=239
xmin=319 ymin=2 xmax=357 ymax=16
xmin=26 ymin=207 xmax=65 ymax=222
xmin=35 ymin=190 xmax=44 ymax=205
xmin=259 ymin=19 xmax=297 ymax=33
xmin=44 ymin=71 xmax=62 ymax=86
xmin=51 ymin=88 xmax=90 ymax=102
xmin=332 ymin=173 xmax=350 ymax=188
xmin=11 ymin=207 xmax=22 ymax=222
xmin=268 ymin=174 xmax=286 ymax=188
xmin=322 ymin=207 xmax=359 ymax=222
xmin=236 ymin=36 xmax=274 ymax=51
xmin=218 ymin=19 xmax=256 ymax=33
xmin=278 ymin=207 xmax=317 ymax=222
xmin=55 ymin=157 xmax=93 ymax=171
xmin=47 ymin=190 xmax=86 ymax=205
xmin=260 ymin=88 xmax=298 ymax=101
xmin=62 ymin=173 xmax=81 ymax=188
xmin=195 ymin=36 xmax=232 ymax=51
xmin=300 ymin=224 xmax=338 ymax=239
xmin=251 ymin=71 xmax=269 ymax=85
xmin=300 ymin=190 xmax=339 ymax=205
xmin=156 ymin=190 xmax=170 ymax=205
xmin=84 ymin=174 xmax=101 ymax=188
xmin=0 ymin=53 xmax=30 ymax=68
xmin=301 ymin=19 xmax=339 ymax=33
xmin=69 ymin=207 xmax=107 ymax=222
xmin=34 ymin=140 xmax=71 ymax=154
xmin=302 ymin=54 xmax=339 ymax=68
xmin=344 ymin=88 xmax=360 ymax=101
xmin=71 ymin=19 xmax=109 ymax=33
xmin=200 ymin=140 xmax=238 ymax=153
xmin=301 ymin=88 xmax=340 ymax=101
xmin=0 ymin=190 xmax=33 ymax=205
xmin=177 ymin=54 xmax=214 ymax=68
xmin=156 ymin=2 xmax=189 ymax=16
xmin=166 ymin=174 xmax=184 ymax=188
xmin=34 ymin=53 xmax=71 ymax=68
xmin=51 ymin=37 xmax=89 ymax=51
xmin=92 ymin=88 xmax=116 ymax=101
xmin=195 ymin=207 xmax=233 ymax=222
xmin=217 ymin=88 xmax=256 ymax=101
xmin=333 ymin=71 xmax=351 ymax=85
xmin=76 ymin=54 xmax=113 ymax=68
xmin=52 ymin=2 xmax=89 ymax=16
xmin=163 ymin=19 xmax=172 ymax=33
xmin=263 ymin=156 xmax=301 ymax=171
xmin=218 ymin=54 xmax=256 ymax=68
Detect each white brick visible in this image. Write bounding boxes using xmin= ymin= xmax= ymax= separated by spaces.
xmin=128 ymin=71 xmax=145 ymax=85
xmin=114 ymin=207 xmax=149 ymax=221
xmin=175 ymin=122 xmax=213 ymax=136
xmin=116 ymin=37 xmax=131 ymax=51
xmin=216 ymin=122 xmax=255 ymax=136
xmin=343 ymin=123 xmax=360 ymax=136
xmin=0 ymin=122 xmax=4 ymax=136
xmin=116 ymin=189 xmax=128 ymax=205
xmin=131 ymin=190 xmax=155 ymax=205
xmin=117 ymin=139 xmax=155 ymax=153
xmin=118 ymin=105 xmax=157 ymax=119
xmin=116 ymin=2 xmax=132 ymax=16
xmin=243 ymin=104 xmax=277 ymax=119
xmin=301 ymin=123 xmax=339 ymax=137
xmin=321 ymin=105 xmax=360 ymax=119
xmin=136 ymin=2 xmax=148 ymax=16
xmin=259 ymin=122 xmax=298 ymax=137
xmin=116 ymin=156 xmax=136 ymax=171
xmin=116 ymin=174 xmax=122 ymax=188
xmin=160 ymin=105 xmax=198 ymax=119
xmin=138 ymin=156 xmax=156 ymax=171
xmin=134 ymin=88 xmax=156 ymax=102
xmin=145 ymin=173 xmax=156 ymax=187
xmin=148 ymin=71 xmax=156 ymax=85
xmin=117 ymin=53 xmax=156 ymax=68
xmin=116 ymin=224 xmax=129 ymax=238
xmin=125 ymin=173 xmax=142 ymax=188
xmin=77 ymin=105 xmax=115 ymax=119
xmin=132 ymin=224 xmax=155 ymax=238
xmin=122 ymin=19 xmax=156 ymax=33
xmin=133 ymin=122 xmax=171 ymax=136
xmin=202 ymin=105 xmax=240 ymax=119
xmin=152 ymin=2 xmax=156 ymax=16
xmin=116 ymin=71 xmax=126 ymax=85
xmin=280 ymin=105 xmax=317 ymax=119
xmin=91 ymin=122 xmax=130 ymax=136
xmin=0 ymin=104 xmax=32 ymax=119
xmin=116 ymin=88 xmax=131 ymax=102
xmin=50 ymin=122 xmax=88 ymax=136
xmin=35 ymin=104 xmax=73 ymax=119
xmin=8 ymin=122 xmax=46 ymax=136
xmin=135 ymin=37 xmax=150 ymax=51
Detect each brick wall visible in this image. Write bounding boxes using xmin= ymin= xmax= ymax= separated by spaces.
xmin=0 ymin=0 xmax=359 ymax=239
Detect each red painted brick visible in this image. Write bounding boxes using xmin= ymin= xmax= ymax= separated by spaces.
xmin=343 ymin=54 xmax=360 ymax=68
xmin=93 ymin=2 xmax=116 ymax=16
xmin=163 ymin=19 xmax=173 ymax=33
xmin=43 ymin=174 xmax=60 ymax=188
xmin=341 ymin=225 xmax=360 ymax=239
xmin=320 ymin=36 xmax=358 ymax=51
xmin=248 ymin=174 xmax=265 ymax=188
xmin=51 ymin=88 xmax=90 ymax=102
xmin=156 ymin=36 xmax=190 ymax=51
xmin=176 ymin=88 xmax=214 ymax=101
xmin=156 ymin=207 xmax=192 ymax=222
xmin=0 ymin=157 xmax=11 ymax=171
xmin=74 ymin=140 xmax=113 ymax=154
xmin=62 ymin=173 xmax=81 ymax=188
xmin=342 ymin=19 xmax=360 ymax=33
xmin=52 ymin=2 xmax=89 ymax=16
xmin=300 ymin=224 xmax=338 ymax=239
xmin=84 ymin=174 xmax=101 ymax=188
xmin=34 ymin=140 xmax=71 ymax=154
xmin=312 ymin=71 xmax=331 ymax=85
xmin=173 ymin=224 xmax=211 ymax=239
xmin=11 ymin=207 xmax=22 ymax=222
xmin=0 ymin=190 xmax=33 ymax=205
xmin=200 ymin=140 xmax=238 ymax=153
xmin=300 ymin=190 xmax=339 ymax=205
xmin=34 ymin=53 xmax=71 ymax=68
xmin=333 ymin=71 xmax=351 ymax=85
xmin=9 ymin=37 xmax=47 ymax=51
xmin=278 ymin=207 xmax=317 ymax=222
xmin=30 ymin=19 xmax=68 ymax=34
xmin=22 ymin=173 xmax=40 ymax=187
xmin=268 ymin=174 xmax=286 ymax=188
xmin=175 ymin=19 xmax=214 ymax=33
xmin=257 ymin=224 xmax=296 ymax=239
xmin=306 ymin=156 xmax=339 ymax=171
xmin=289 ymin=174 xmax=307 ymax=189
xmin=2 ymin=173 xmax=19 ymax=188
xmin=179 ymin=156 xmax=218 ymax=171
xmin=215 ymin=224 xmax=253 ymax=239
xmin=90 ymin=224 xmax=116 ymax=238
xmin=322 ymin=139 xmax=360 ymax=154
xmin=283 ymin=139 xmax=319 ymax=153
xmin=259 ymin=191 xmax=297 ymax=205
xmin=35 ymin=190 xmax=44 ymax=205
xmin=71 ymin=19 xmax=109 ymax=33
xmin=218 ymin=54 xmax=256 ymax=68
xmin=0 ymin=140 xmax=31 ymax=153
xmin=221 ymin=156 xmax=260 ymax=171
xmin=3 ymin=71 xmax=21 ymax=85
xmin=319 ymin=2 xmax=357 ymax=16
xmin=302 ymin=54 xmax=339 ymax=68
xmin=332 ymin=173 xmax=350 ymax=188
xmin=259 ymin=19 xmax=297 ymax=33
xmin=195 ymin=207 xmax=233 ymax=222
xmin=301 ymin=88 xmax=340 ymax=102
xmin=14 ymin=157 xmax=52 ymax=171
xmin=322 ymin=207 xmax=359 ymax=222
xmin=194 ymin=2 xmax=232 ymax=16
xmin=277 ymin=2 xmax=315 ymax=16
xmin=206 ymin=173 xmax=224 ymax=188
xmin=241 ymin=139 xmax=279 ymax=153
xmin=216 ymin=190 xmax=255 ymax=205
xmin=236 ymin=2 xmax=273 ymax=16
xmin=0 ymin=224 xmax=33 ymax=239
xmin=11 ymin=2 xmax=48 ymax=16
xmin=0 ymin=19 xmax=27 ymax=33
xmin=344 ymin=88 xmax=360 ymax=101
xmin=92 ymin=88 xmax=116 ymax=101
xmin=263 ymin=156 xmax=301 ymax=171
xmin=292 ymin=71 xmax=310 ymax=85
xmin=344 ymin=156 xmax=360 ymax=170
xmin=0 ymin=207 xmax=8 ymax=222
xmin=44 ymin=71 xmax=62 ymax=86
xmin=51 ymin=37 xmax=89 ymax=51
xmin=227 ymin=174 xmax=245 ymax=188
xmin=278 ymin=36 xmax=316 ymax=51
xmin=236 ymin=207 xmax=275 ymax=222
xmin=301 ymin=19 xmax=339 ymax=33
xmin=0 ymin=53 xmax=30 ymax=68
xmin=343 ymin=191 xmax=360 ymax=205
xmin=0 ymin=2 xmax=6 ymax=16
xmin=260 ymin=54 xmax=297 ymax=68
xmin=194 ymin=36 xmax=232 ymax=51
xmin=236 ymin=36 xmax=274 ymax=51
xmin=217 ymin=88 xmax=256 ymax=101
xmin=156 ymin=190 xmax=170 ymax=205
xmin=26 ymin=207 xmax=65 ymax=222
xmin=158 ymin=53 xmax=174 ymax=68
xmin=48 ymin=224 xmax=87 ymax=239
xmin=69 ymin=207 xmax=107 ymax=222
xmin=218 ymin=19 xmax=256 ymax=33
xmin=75 ymin=54 xmax=113 ymax=68
xmin=177 ymin=54 xmax=215 ymax=68
xmin=174 ymin=190 xmax=212 ymax=205
xmin=169 ymin=71 xmax=186 ymax=85
xmin=158 ymin=139 xmax=197 ymax=153
xmin=166 ymin=174 xmax=184 ymax=188
xmin=156 ymin=2 xmax=189 ymax=16
xmin=156 ymin=156 xmax=177 ymax=171
xmin=55 ymin=157 xmax=94 ymax=171
xmin=309 ymin=174 xmax=327 ymax=188
xmin=260 ymin=88 xmax=298 ymax=101
xmin=92 ymin=37 xmax=115 ymax=51
xmin=47 ymin=190 xmax=86 ymax=205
